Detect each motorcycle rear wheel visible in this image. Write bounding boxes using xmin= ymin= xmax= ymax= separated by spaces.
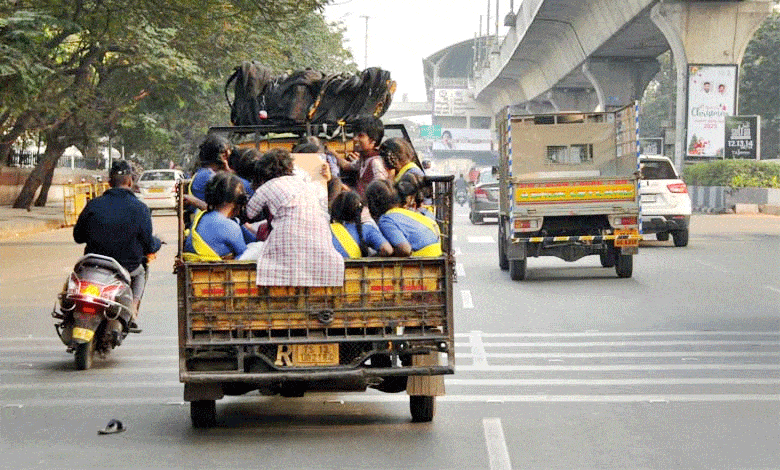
xmin=74 ymin=340 xmax=95 ymax=370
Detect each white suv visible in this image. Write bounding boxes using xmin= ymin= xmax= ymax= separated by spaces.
xmin=638 ymin=155 xmax=692 ymax=247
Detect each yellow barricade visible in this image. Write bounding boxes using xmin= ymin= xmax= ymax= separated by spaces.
xmin=63 ymin=182 xmax=105 ymax=226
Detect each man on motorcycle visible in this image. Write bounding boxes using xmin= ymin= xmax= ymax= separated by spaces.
xmin=73 ymin=160 xmax=161 ymax=324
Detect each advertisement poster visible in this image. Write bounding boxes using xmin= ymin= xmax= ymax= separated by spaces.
xmin=724 ymin=116 xmax=760 ymax=159
xmin=430 ymin=128 xmax=493 ymax=152
xmin=686 ymin=65 xmax=737 ymax=158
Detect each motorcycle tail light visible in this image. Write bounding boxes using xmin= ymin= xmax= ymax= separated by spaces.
xmin=667 ymin=182 xmax=688 ymax=194
xmin=80 ymin=282 xmax=102 ymax=298
xmin=79 ymin=302 xmax=98 ymax=314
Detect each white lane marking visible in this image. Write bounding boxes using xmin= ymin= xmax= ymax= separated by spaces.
xmin=457 ymin=364 xmax=780 ymax=372
xmin=470 ymin=330 xmax=488 ymax=367
xmin=461 ymin=290 xmax=474 ymax=309
xmin=0 ymin=336 xmax=178 ymax=342
xmin=694 ymin=259 xmax=730 ymax=273
xmin=483 ymin=418 xmax=512 ymax=470
xmin=456 ymin=263 xmax=466 ymax=277
xmin=468 ymin=236 xmax=495 ymax=244
xmin=454 ymin=331 xmax=780 ymax=338
xmin=446 ymin=378 xmax=780 ymax=386
xmin=455 ymin=351 xmax=780 ymax=359
xmin=481 ymin=340 xmax=779 ymax=348
xmin=4 ymin=367 xmax=178 ymax=376
xmin=766 ymin=286 xmax=780 ymax=294
xmin=1 ymin=381 xmax=181 ymax=390
xmin=11 ymin=377 xmax=779 ymax=391
xmin=453 ymin=247 xmax=463 ymax=256
xmin=3 ymin=394 xmax=779 ymax=407
xmin=4 ymin=331 xmax=775 ymax=342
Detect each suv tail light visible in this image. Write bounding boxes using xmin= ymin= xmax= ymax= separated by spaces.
xmin=667 ymin=182 xmax=688 ymax=194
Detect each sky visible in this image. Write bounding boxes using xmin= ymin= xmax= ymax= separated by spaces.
xmin=323 ymin=0 xmax=513 ymax=103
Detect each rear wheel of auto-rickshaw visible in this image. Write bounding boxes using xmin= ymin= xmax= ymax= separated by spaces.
xmin=191 ymin=400 xmax=216 ymax=428
xmin=410 ymin=395 xmax=435 ymax=422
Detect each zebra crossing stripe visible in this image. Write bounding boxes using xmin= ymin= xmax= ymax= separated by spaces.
xmin=483 ymin=418 xmax=512 ymax=470
xmin=3 ymin=393 xmax=779 ymax=407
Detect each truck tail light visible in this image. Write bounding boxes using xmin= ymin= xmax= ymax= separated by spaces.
xmin=619 ymin=217 xmax=637 ymax=226
xmin=474 ymin=188 xmax=488 ymax=201
xmin=667 ymin=182 xmax=688 ymax=194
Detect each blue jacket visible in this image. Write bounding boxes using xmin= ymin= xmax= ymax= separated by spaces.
xmin=73 ymin=188 xmax=160 ymax=272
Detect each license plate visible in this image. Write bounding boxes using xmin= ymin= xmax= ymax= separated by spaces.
xmin=614 ymin=229 xmax=640 ymax=247
xmin=275 ymin=344 xmax=339 ymax=367
xmin=640 ymin=195 xmax=656 ymax=203
xmin=148 ymin=187 xmax=165 ymax=193
xmin=72 ymin=327 xmax=95 ymax=342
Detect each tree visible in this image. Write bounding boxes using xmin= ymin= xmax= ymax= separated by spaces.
xmin=739 ymin=11 xmax=780 ymax=159
xmin=1 ymin=0 xmax=339 ymax=208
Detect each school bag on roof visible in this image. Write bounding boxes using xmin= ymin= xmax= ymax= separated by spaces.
xmin=225 ymin=64 xmax=396 ymax=126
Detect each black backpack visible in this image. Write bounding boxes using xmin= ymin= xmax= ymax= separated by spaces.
xmin=226 ymin=64 xmax=395 ymax=126
xmin=225 ymin=61 xmax=274 ymax=125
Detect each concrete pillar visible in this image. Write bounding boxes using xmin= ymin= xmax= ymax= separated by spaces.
xmin=651 ymin=1 xmax=774 ymax=169
xmin=583 ymin=58 xmax=660 ymax=111
xmin=547 ymin=88 xmax=600 ymax=113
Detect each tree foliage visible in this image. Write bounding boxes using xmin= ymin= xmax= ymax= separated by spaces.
xmin=0 ymin=0 xmax=354 ymax=207
xmin=683 ymin=159 xmax=780 ymax=188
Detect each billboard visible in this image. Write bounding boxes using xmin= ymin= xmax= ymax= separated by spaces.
xmin=686 ymin=64 xmax=738 ymax=158
xmin=434 ymin=89 xmax=477 ymax=117
xmin=430 ymin=128 xmax=493 ymax=152
xmin=724 ymin=115 xmax=760 ymax=159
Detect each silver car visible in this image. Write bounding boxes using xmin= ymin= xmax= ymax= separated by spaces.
xmin=136 ymin=169 xmax=184 ymax=211
xmin=468 ymin=167 xmax=499 ymax=224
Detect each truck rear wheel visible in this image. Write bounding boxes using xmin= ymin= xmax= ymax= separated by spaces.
xmin=672 ymin=229 xmax=689 ymax=247
xmin=410 ymin=395 xmax=435 ymax=422
xmin=191 ymin=400 xmax=216 ymax=428
xmin=599 ymin=249 xmax=616 ymax=268
xmin=656 ymin=232 xmax=669 ymax=242
xmin=509 ymin=258 xmax=526 ymax=281
xmin=615 ymin=254 xmax=633 ymax=278
xmin=498 ymin=223 xmax=509 ymax=271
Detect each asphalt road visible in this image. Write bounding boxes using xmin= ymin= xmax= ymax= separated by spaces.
xmin=1 ymin=208 xmax=778 ymax=469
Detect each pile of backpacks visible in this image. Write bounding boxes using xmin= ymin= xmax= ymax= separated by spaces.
xmin=225 ymin=61 xmax=396 ymax=127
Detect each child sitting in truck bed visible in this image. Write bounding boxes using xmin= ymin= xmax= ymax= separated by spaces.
xmin=364 ymin=179 xmax=442 ymax=258
xmin=183 ymin=172 xmax=253 ymax=261
xmin=245 ymin=148 xmax=344 ymax=286
xmin=330 ymin=190 xmax=392 ymax=258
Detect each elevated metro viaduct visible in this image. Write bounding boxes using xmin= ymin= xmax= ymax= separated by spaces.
xmin=390 ymin=0 xmax=776 ymax=170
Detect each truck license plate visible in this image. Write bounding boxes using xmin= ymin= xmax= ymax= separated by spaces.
xmin=614 ymin=229 xmax=639 ymax=247
xmin=276 ymin=344 xmax=339 ymax=367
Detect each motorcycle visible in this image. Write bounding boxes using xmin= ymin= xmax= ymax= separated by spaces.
xmin=455 ymin=188 xmax=468 ymax=206
xmin=52 ymin=254 xmax=145 ymax=370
